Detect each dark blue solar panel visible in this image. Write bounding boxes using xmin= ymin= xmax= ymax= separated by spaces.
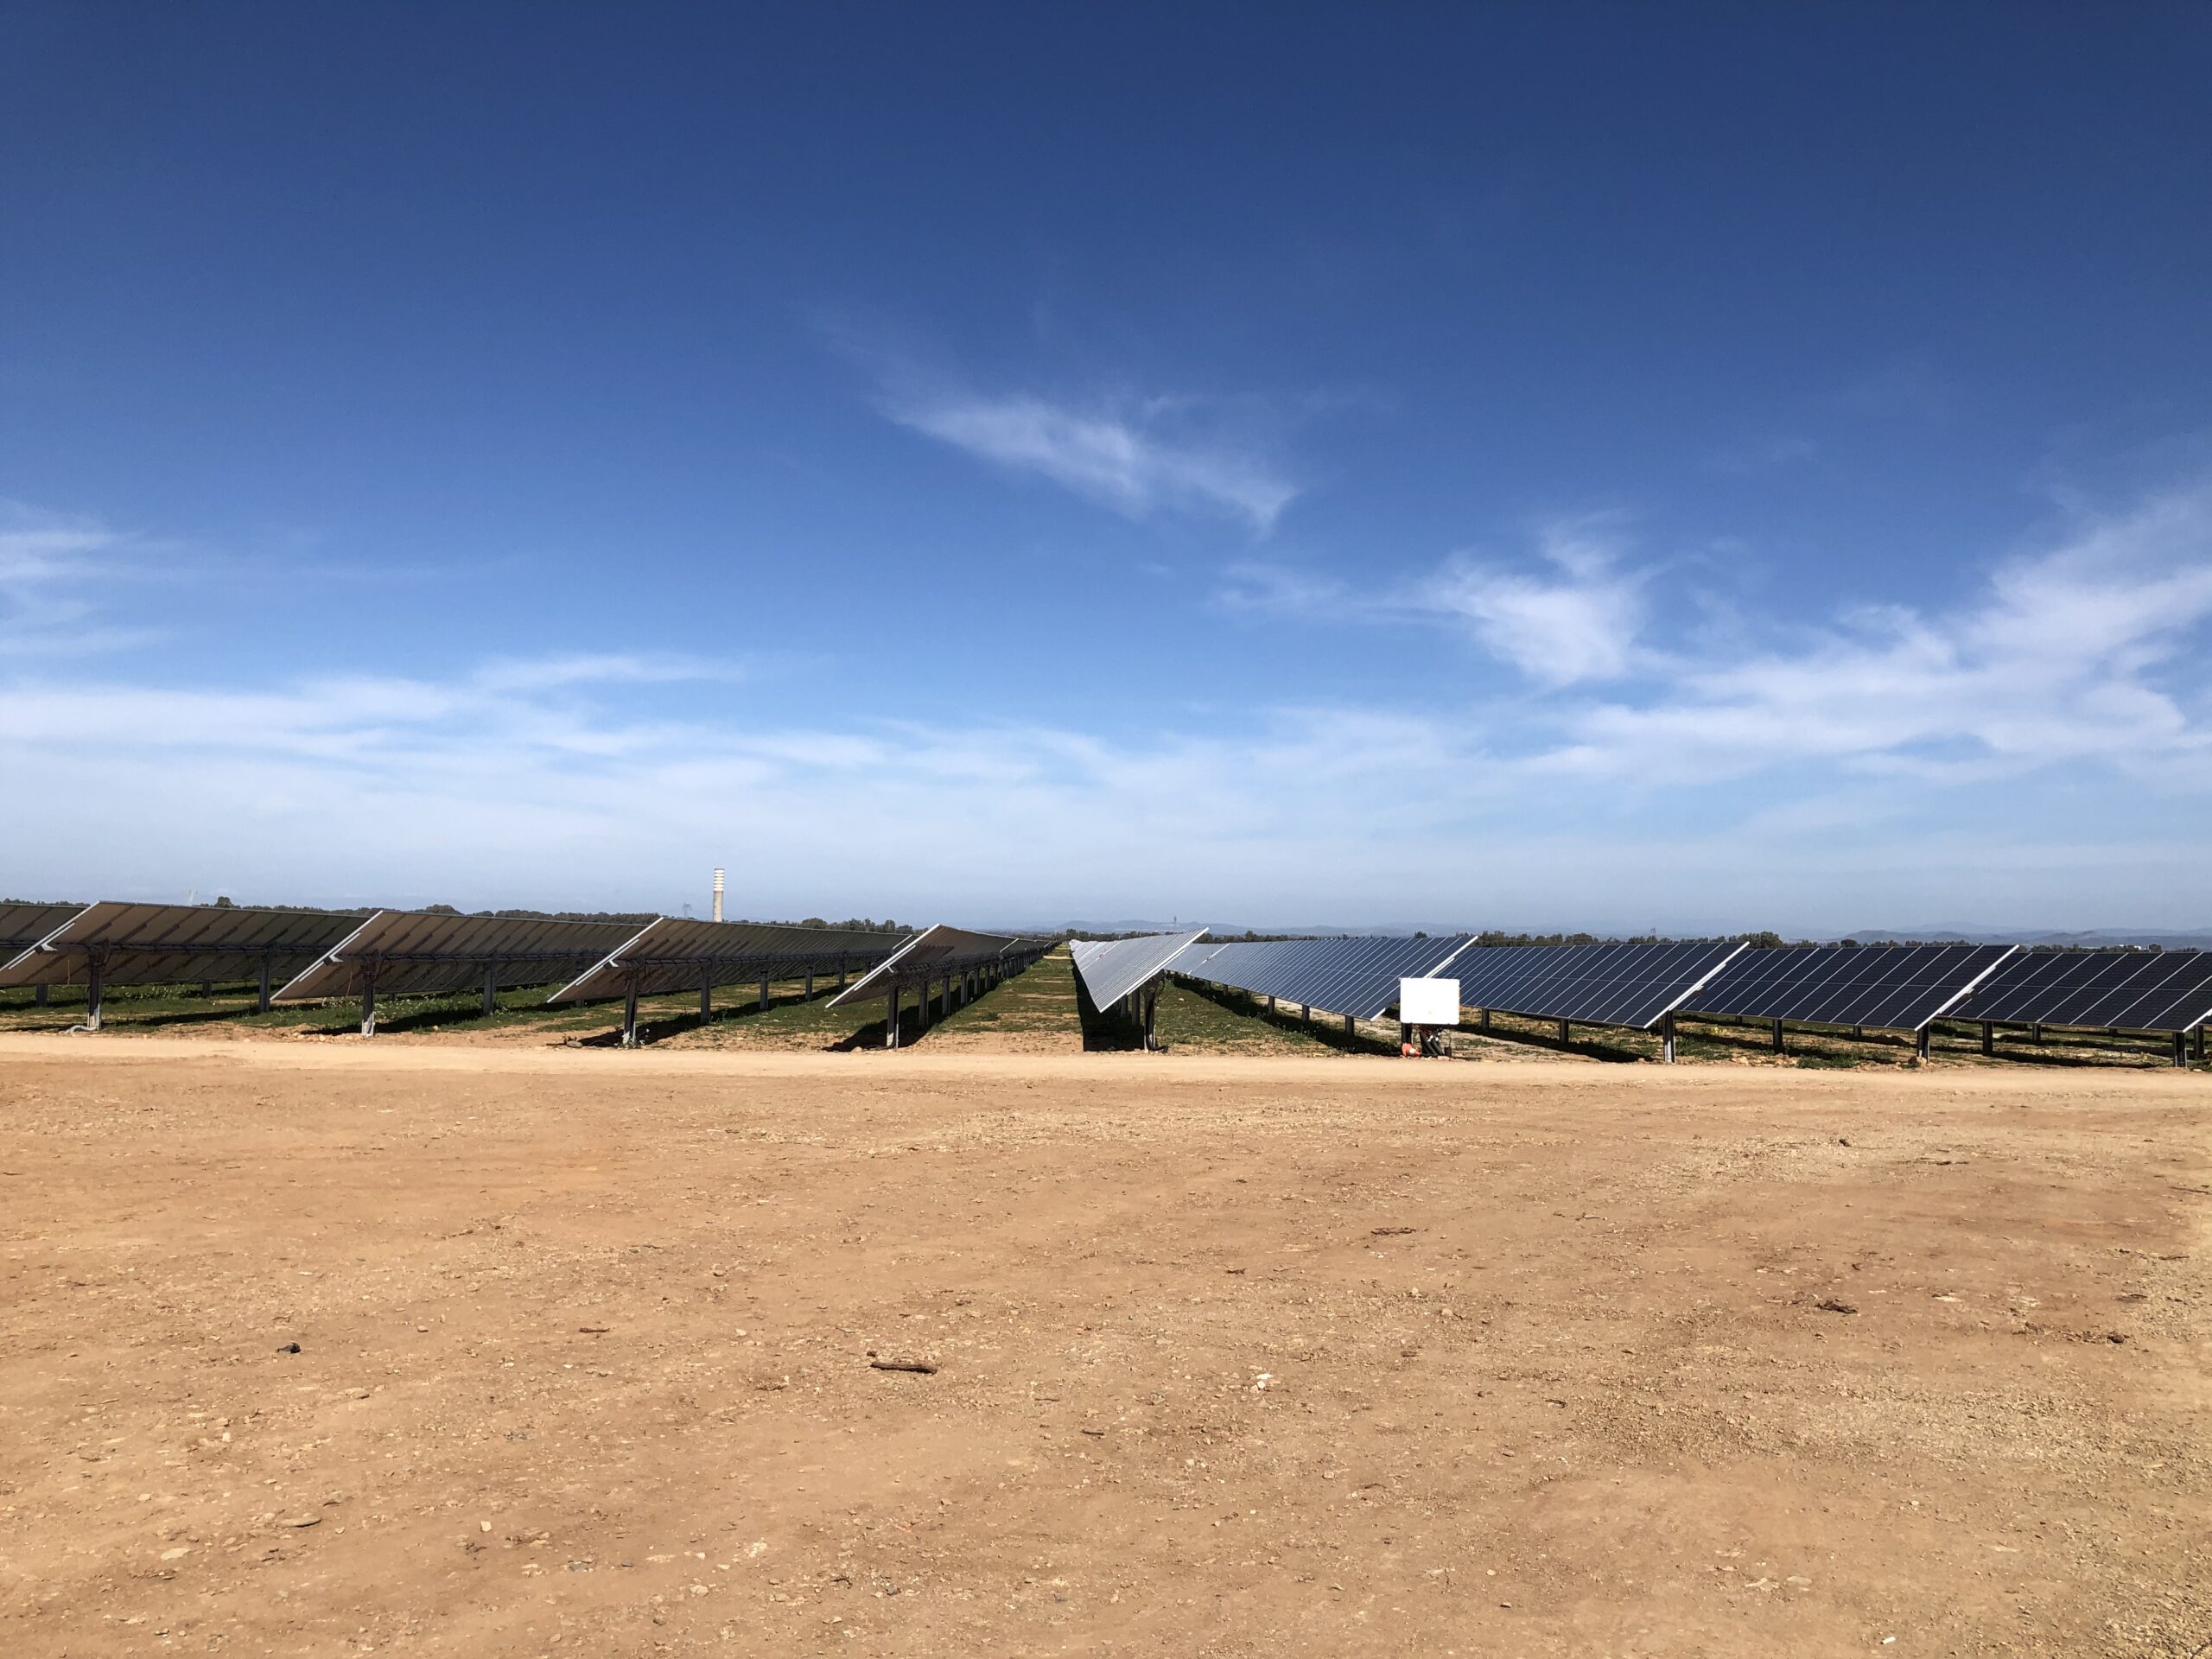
xmin=1681 ymin=944 xmax=2013 ymax=1031
xmin=1451 ymin=942 xmax=1745 ymax=1030
xmin=1166 ymin=936 xmax=1471 ymax=1020
xmin=1956 ymin=950 xmax=2212 ymax=1033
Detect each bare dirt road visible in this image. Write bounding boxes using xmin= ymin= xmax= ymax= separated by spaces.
xmin=2 ymin=1037 xmax=2206 ymax=1656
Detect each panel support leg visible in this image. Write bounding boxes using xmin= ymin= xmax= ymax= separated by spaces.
xmin=359 ymin=969 xmax=376 ymax=1038
xmin=804 ymin=969 xmax=814 ymax=999
xmin=258 ymin=957 xmax=273 ymax=1014
xmin=35 ymin=983 xmax=48 ymax=1007
xmin=200 ymin=980 xmax=213 ymax=998
xmin=1559 ymin=1019 xmax=1571 ymax=1044
xmin=1662 ymin=1010 xmax=1676 ymax=1065
xmin=1479 ymin=1007 xmax=1491 ymax=1033
xmin=1916 ymin=1023 xmax=1931 ymax=1058
xmin=85 ymin=957 xmax=105 ymax=1032
xmin=1980 ymin=1021 xmax=1993 ymax=1057
xmin=1144 ymin=990 xmax=1158 ymax=1051
xmin=1343 ymin=1011 xmax=1355 ymax=1039
xmin=621 ymin=983 xmax=639 ymax=1046
xmin=484 ymin=963 xmax=499 ymax=1019
xmin=1299 ymin=1004 xmax=1309 ymax=1024
xmin=2196 ymin=1025 xmax=2206 ymax=1063
xmin=2031 ymin=1023 xmax=2044 ymax=1045
xmin=2175 ymin=1030 xmax=2189 ymax=1069
xmin=700 ymin=973 xmax=713 ymax=1022
xmin=759 ymin=975 xmax=770 ymax=1013
xmin=1851 ymin=1025 xmax=1863 ymax=1040
xmin=1771 ymin=1018 xmax=1784 ymax=1053
xmin=886 ymin=986 xmax=900 ymax=1049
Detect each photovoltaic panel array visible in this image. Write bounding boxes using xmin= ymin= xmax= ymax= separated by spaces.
xmin=276 ymin=912 xmax=643 ymax=1001
xmin=547 ymin=918 xmax=906 ymax=1005
xmin=1166 ymin=935 xmax=1471 ymax=1021
xmin=1069 ymin=930 xmax=1209 ymax=1010
xmin=1955 ymin=950 xmax=2212 ymax=1033
xmin=1452 ymin=941 xmax=1747 ymax=1030
xmin=0 ymin=902 xmax=365 ymax=991
xmin=0 ymin=901 xmax=86 ymax=959
xmin=1681 ymin=944 xmax=2014 ymax=1032
xmin=827 ymin=924 xmax=1054 ymax=1009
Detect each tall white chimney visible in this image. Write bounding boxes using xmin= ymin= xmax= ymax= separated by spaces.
xmin=711 ymin=868 xmax=725 ymax=923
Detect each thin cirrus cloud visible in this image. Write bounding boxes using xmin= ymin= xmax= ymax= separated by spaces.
xmin=882 ymin=385 xmax=1300 ymax=533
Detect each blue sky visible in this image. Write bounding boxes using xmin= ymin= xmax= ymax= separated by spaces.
xmin=3 ymin=4 xmax=2210 ymax=933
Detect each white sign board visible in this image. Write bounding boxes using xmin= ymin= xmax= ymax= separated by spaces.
xmin=1398 ymin=977 xmax=1460 ymax=1026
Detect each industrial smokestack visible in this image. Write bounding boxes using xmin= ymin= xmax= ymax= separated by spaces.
xmin=711 ymin=868 xmax=725 ymax=924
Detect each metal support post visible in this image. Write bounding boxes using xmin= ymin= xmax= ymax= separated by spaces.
xmin=1851 ymin=1025 xmax=1864 ymax=1040
xmin=1662 ymin=1009 xmax=1676 ymax=1065
xmin=1916 ymin=1023 xmax=1932 ymax=1058
xmin=258 ymin=957 xmax=274 ymax=1014
xmin=804 ymin=969 xmax=814 ymax=998
xmin=359 ymin=965 xmax=376 ymax=1038
xmin=1771 ymin=1018 xmax=1784 ymax=1053
xmin=621 ymin=982 xmax=639 ymax=1046
xmin=700 ymin=972 xmax=713 ymax=1022
xmin=2196 ymin=1025 xmax=2206 ymax=1063
xmin=1343 ymin=1011 xmax=1355 ymax=1039
xmin=759 ymin=975 xmax=770 ymax=1012
xmin=1299 ymin=1004 xmax=1309 ymax=1023
xmin=35 ymin=983 xmax=48 ymax=1007
xmin=1266 ymin=995 xmax=1275 ymax=1013
xmin=1980 ymin=1021 xmax=1993 ymax=1056
xmin=2175 ymin=1030 xmax=2189 ymax=1069
xmin=1479 ymin=1007 xmax=1491 ymax=1033
xmin=200 ymin=980 xmax=213 ymax=998
xmin=2031 ymin=1023 xmax=2044 ymax=1044
xmin=484 ymin=963 xmax=499 ymax=1019
xmin=85 ymin=957 xmax=105 ymax=1032
xmin=886 ymin=985 xmax=900 ymax=1048
xmin=1559 ymin=1019 xmax=1570 ymax=1044
xmin=838 ymin=956 xmax=848 ymax=988
xmin=1143 ymin=990 xmax=1158 ymax=1051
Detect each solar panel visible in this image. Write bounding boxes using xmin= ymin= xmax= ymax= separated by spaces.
xmin=1165 ymin=935 xmax=1472 ymax=1021
xmin=546 ymin=918 xmax=906 ymax=1006
xmin=1070 ymin=930 xmax=1208 ymax=1010
xmin=276 ymin=912 xmax=646 ymax=1003
xmin=1955 ymin=949 xmax=2212 ymax=1033
xmin=0 ymin=901 xmax=86 ymax=959
xmin=828 ymin=924 xmax=1052 ymax=1010
xmin=818 ymin=924 xmax=1054 ymax=1049
xmin=1452 ymin=941 xmax=1746 ymax=1030
xmin=0 ymin=902 xmax=366 ymax=999
xmin=1681 ymin=944 xmax=2014 ymax=1031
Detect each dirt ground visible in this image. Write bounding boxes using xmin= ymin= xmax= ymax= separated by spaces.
xmin=2 ymin=1038 xmax=2206 ymax=1658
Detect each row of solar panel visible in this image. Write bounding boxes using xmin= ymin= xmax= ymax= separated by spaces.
xmin=0 ymin=900 xmax=962 ymax=1014
xmin=1080 ymin=929 xmax=2212 ymax=1038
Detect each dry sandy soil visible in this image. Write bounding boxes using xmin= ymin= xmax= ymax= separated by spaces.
xmin=2 ymin=1037 xmax=2206 ymax=1658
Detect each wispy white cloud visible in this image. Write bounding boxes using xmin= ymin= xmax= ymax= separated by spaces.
xmin=0 ymin=500 xmax=159 ymax=657
xmin=883 ymin=385 xmax=1299 ymax=531
xmin=1420 ymin=518 xmax=1648 ymax=685
xmin=1540 ymin=481 xmax=2212 ymax=785
xmin=1224 ymin=516 xmax=1650 ymax=686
